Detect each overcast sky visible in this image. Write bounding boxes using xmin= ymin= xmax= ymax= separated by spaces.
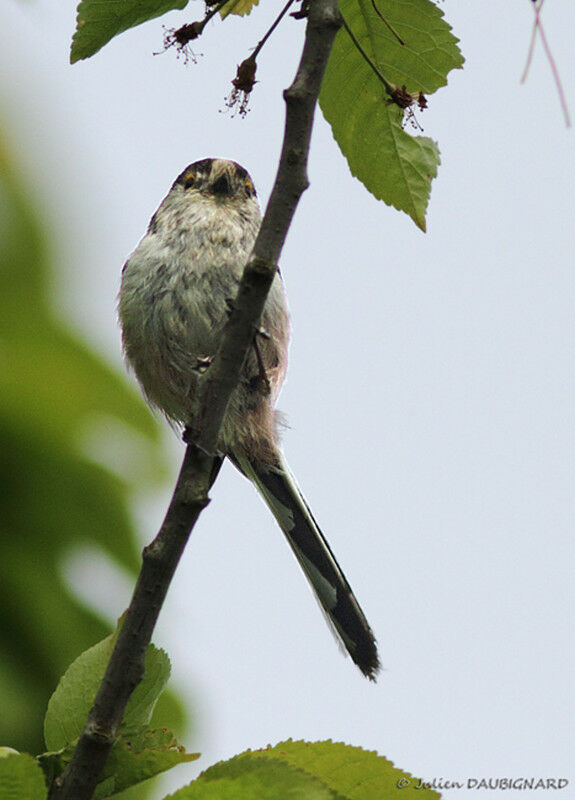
xmin=2 ymin=1 xmax=574 ymax=797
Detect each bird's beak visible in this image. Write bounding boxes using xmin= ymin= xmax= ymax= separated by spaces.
xmin=210 ymin=172 xmax=233 ymax=197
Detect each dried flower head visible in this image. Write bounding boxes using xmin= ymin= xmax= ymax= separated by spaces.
xmin=386 ymin=84 xmax=427 ymax=131
xmin=225 ymin=56 xmax=258 ymax=117
xmin=156 ymin=23 xmax=203 ymax=64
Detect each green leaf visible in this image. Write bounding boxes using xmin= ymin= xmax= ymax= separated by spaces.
xmin=121 ymin=647 xmax=171 ymax=734
xmin=70 ymin=0 xmax=190 ymax=63
xmin=167 ymin=741 xmax=442 ymax=800
xmin=39 ymin=728 xmax=197 ymax=798
xmin=44 ymin=629 xmax=170 ymax=751
xmin=252 ymin=740 xmax=442 ymax=800
xmin=43 ymin=633 xmax=112 ymax=751
xmin=0 ymin=752 xmax=47 ymax=800
xmin=94 ymin=729 xmax=199 ymax=799
xmin=166 ymin=755 xmax=337 ymax=799
xmin=219 ymin=0 xmax=260 ymax=19
xmin=95 ymin=776 xmax=118 ymax=798
xmin=320 ymin=0 xmax=464 ymax=229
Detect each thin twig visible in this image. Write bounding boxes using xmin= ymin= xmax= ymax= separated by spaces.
xmin=532 ymin=7 xmax=571 ymax=127
xmin=195 ymin=0 xmax=342 ymax=451
xmin=200 ymin=0 xmax=235 ymax=33
xmin=520 ymin=0 xmax=543 ymax=83
xmin=340 ymin=13 xmax=395 ymax=96
xmin=48 ymin=0 xmax=342 ymax=798
xmin=159 ymin=0 xmax=233 ymax=55
xmin=252 ymin=0 xmax=297 ymax=59
xmin=370 ymin=0 xmax=405 ymax=46
xmin=223 ymin=0 xmax=296 ymax=115
xmin=521 ymin=0 xmax=571 ymax=128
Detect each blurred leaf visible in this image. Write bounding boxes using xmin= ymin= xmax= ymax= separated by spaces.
xmin=252 ymin=740 xmax=442 ymax=800
xmin=71 ymin=0 xmax=190 ymax=63
xmin=0 ymin=129 xmax=185 ymax=766
xmin=166 ymin=755 xmax=337 ymax=799
xmin=0 ymin=752 xmax=46 ymax=800
xmin=44 ymin=629 xmax=170 ymax=751
xmin=220 ymin=0 xmax=260 ymax=19
xmin=320 ymin=0 xmax=463 ymax=230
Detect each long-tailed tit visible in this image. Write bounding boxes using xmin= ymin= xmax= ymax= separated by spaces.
xmin=119 ymin=158 xmax=379 ymax=678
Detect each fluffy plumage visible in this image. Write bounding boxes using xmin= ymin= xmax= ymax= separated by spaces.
xmin=119 ymin=158 xmax=379 ymax=678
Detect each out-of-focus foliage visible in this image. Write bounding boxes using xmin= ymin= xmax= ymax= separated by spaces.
xmin=0 ymin=134 xmax=184 ymax=763
xmin=0 ymin=751 xmax=46 ymax=800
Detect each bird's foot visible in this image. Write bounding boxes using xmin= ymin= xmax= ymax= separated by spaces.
xmin=193 ymin=354 xmax=213 ymax=373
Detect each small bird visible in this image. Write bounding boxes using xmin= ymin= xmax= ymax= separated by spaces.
xmin=119 ymin=158 xmax=379 ymax=679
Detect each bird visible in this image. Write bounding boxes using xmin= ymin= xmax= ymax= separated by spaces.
xmin=119 ymin=158 xmax=379 ymax=679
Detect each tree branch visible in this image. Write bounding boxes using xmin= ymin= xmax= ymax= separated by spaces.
xmin=49 ymin=1 xmax=341 ymax=798
xmin=194 ymin=0 xmax=341 ymax=452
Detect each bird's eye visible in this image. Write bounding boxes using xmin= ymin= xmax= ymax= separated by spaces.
xmin=245 ymin=179 xmax=255 ymax=195
xmin=183 ymin=172 xmax=196 ymax=189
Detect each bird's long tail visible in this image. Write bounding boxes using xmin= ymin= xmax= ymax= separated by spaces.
xmin=230 ymin=449 xmax=380 ymax=679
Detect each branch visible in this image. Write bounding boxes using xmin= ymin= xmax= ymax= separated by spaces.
xmin=370 ymin=0 xmax=405 ymax=46
xmin=195 ymin=0 xmax=341 ymax=451
xmin=339 ymin=13 xmax=395 ymax=96
xmin=49 ymin=0 xmax=341 ymax=798
xmin=224 ymin=0 xmax=298 ymax=116
xmin=252 ymin=0 xmax=297 ymax=60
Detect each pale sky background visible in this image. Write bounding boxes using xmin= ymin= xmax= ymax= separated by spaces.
xmin=2 ymin=1 xmax=574 ymax=797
